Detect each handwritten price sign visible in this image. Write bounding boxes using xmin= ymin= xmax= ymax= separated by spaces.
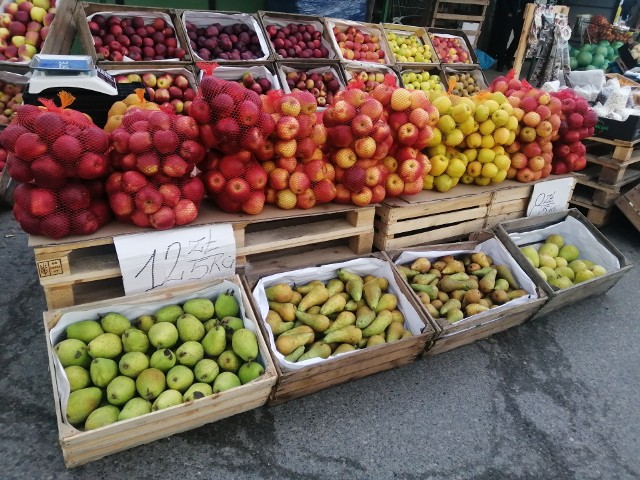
xmin=527 ymin=177 xmax=575 ymax=217
xmin=114 ymin=224 xmax=236 ymax=296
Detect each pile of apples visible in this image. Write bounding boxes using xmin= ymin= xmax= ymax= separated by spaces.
xmin=88 ymin=14 xmax=187 ymax=62
xmin=429 ymin=34 xmax=472 ymax=64
xmin=264 ymin=21 xmax=330 ymax=59
xmin=106 ymin=108 xmax=206 ymax=229
xmin=189 ymin=75 xmax=272 ymax=157
xmin=346 ymin=70 xmax=398 ymax=93
xmin=0 ymin=79 xmax=24 ymax=125
xmin=112 ymin=72 xmax=196 ymax=115
xmin=332 ymin=25 xmax=386 ymax=64
xmin=0 ymin=0 xmax=55 ymax=62
xmin=2 ymin=96 xmax=113 ymax=238
xmin=261 ymin=90 xmax=335 ymax=210
xmin=0 ymin=141 xmax=7 ymax=172
xmin=323 ymin=87 xmax=393 ymax=205
xmin=238 ymin=72 xmax=273 ymax=95
xmin=283 ymin=68 xmax=342 ymax=107
xmin=184 ymin=20 xmax=264 ymax=61
xmin=550 ymin=89 xmax=596 ymax=174
xmin=386 ymin=31 xmax=434 ymax=64
xmin=400 ymin=70 xmax=443 ymax=95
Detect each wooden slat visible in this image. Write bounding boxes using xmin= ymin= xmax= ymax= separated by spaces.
xmin=432 ymin=13 xmax=485 ymax=22
xmin=436 ymin=0 xmax=489 ymax=5
xmin=376 ymin=218 xmax=486 ymax=250
xmin=382 ymin=205 xmax=487 ymax=235
xmin=615 ymin=185 xmax=640 ymax=232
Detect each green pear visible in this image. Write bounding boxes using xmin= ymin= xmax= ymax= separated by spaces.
xmin=221 ymin=316 xmax=245 ymax=339
xmin=135 ymin=368 xmax=166 ymax=401
xmin=555 ymin=266 xmax=575 ymax=281
xmin=218 ymin=350 xmax=241 ymax=372
xmin=85 ymin=405 xmax=120 ymax=431
xmin=183 ymin=298 xmax=215 ymax=321
xmin=591 ymin=265 xmax=607 ymax=276
xmin=520 ymin=246 xmax=540 ymax=268
xmin=362 ymin=311 xmax=394 ymax=337
xmin=215 ymin=291 xmax=240 ymax=319
xmin=65 ymin=320 xmax=104 ymax=344
xmin=176 ymin=341 xmax=204 ymax=367
xmin=325 ymin=311 xmax=356 ymax=333
xmin=265 ymin=310 xmax=295 ymax=335
xmin=135 ymin=315 xmax=155 ymax=333
xmin=194 ymin=359 xmax=219 ymax=383
xmin=295 ymin=310 xmax=331 ymax=333
xmin=166 ymin=365 xmax=195 ymax=392
xmin=569 ymin=260 xmax=588 ymax=273
xmin=549 ymin=275 xmax=574 ymax=289
xmin=231 ymin=328 xmax=259 ymax=362
xmin=559 ymin=244 xmax=580 ymax=262
xmin=238 ymin=361 xmax=264 ymax=384
xmin=152 ymin=389 xmax=184 ymax=411
xmin=66 ymin=387 xmax=102 ymax=425
xmin=183 ymin=383 xmax=213 ymax=402
xmin=106 ymin=376 xmax=136 ymax=406
xmin=203 ymin=318 xmax=218 ymax=333
xmin=149 ymin=348 xmax=177 ymax=372
xmin=536 ymin=268 xmax=547 ymax=282
xmin=54 ymin=339 xmax=90 ymax=367
xmin=265 ymin=283 xmax=294 ymax=303
xmin=154 ymin=304 xmax=183 ymax=323
xmin=298 ymin=285 xmax=330 ymax=312
xmin=583 ymin=260 xmax=595 ymax=269
xmin=575 ymin=269 xmax=595 ymax=283
xmin=201 ymin=325 xmax=226 ymax=357
xmin=539 ymin=254 xmax=557 ymax=269
xmin=100 ymin=312 xmax=131 ymax=335
xmin=539 ymin=266 xmax=557 ymax=281
xmin=212 ymin=372 xmax=241 ymax=393
xmin=121 ymin=328 xmax=149 ymax=353
xmin=545 ymin=234 xmax=565 ymax=248
xmin=118 ymin=351 xmax=149 ymax=378
xmin=176 ymin=313 xmax=206 ymax=342
xmin=90 ymin=358 xmax=118 ymax=387
xmin=554 ymin=256 xmax=568 ymax=268
xmin=538 ymin=243 xmax=559 ymax=258
xmin=118 ymin=397 xmax=152 ymax=421
xmin=320 ymin=293 xmax=347 ymax=315
xmin=366 ymin=334 xmax=386 ymax=347
xmin=331 ymin=343 xmax=357 ymax=356
xmin=284 ymin=345 xmax=306 ymax=362
xmin=326 ymin=278 xmax=345 ymax=296
xmin=375 ymin=293 xmax=398 ymax=312
xmin=323 ymin=325 xmax=363 ymax=345
xmin=87 ymin=333 xmax=122 ymax=359
xmin=64 ymin=366 xmax=91 ymax=392
xmin=355 ymin=306 xmax=376 ymax=329
xmin=148 ymin=322 xmax=179 ymax=349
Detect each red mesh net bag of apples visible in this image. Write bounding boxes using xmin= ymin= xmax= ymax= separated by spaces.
xmin=105 ymin=102 xmax=205 ymax=230
xmin=190 ymin=64 xmax=273 ymax=215
xmin=1 ymin=92 xmax=112 ymax=238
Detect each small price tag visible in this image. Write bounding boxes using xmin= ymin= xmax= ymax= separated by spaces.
xmin=527 ymin=177 xmax=575 ymax=217
xmin=114 ymin=224 xmax=236 ymax=296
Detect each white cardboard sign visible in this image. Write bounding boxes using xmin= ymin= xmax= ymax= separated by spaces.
xmin=114 ymin=224 xmax=236 ymax=296
xmin=527 ymin=177 xmax=575 ymax=217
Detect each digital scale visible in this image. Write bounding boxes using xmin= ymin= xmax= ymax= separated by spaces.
xmin=23 ymin=54 xmax=143 ymax=127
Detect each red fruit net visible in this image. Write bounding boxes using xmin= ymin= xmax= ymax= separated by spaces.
xmin=106 ymin=171 xmax=205 ymax=230
xmin=1 ymin=92 xmax=113 ymax=239
xmin=12 ymin=180 xmax=112 ymax=239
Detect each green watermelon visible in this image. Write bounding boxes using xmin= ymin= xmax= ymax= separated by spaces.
xmin=607 ymin=46 xmax=616 ymax=59
xmin=595 ymin=46 xmax=608 ymax=57
xmin=592 ymin=54 xmax=606 ymax=68
xmin=570 ymin=57 xmax=579 ymax=70
xmin=598 ymin=40 xmax=610 ymax=47
xmin=612 ymin=41 xmax=624 ymax=49
xmin=585 ymin=65 xmax=597 ymax=70
xmin=577 ymin=51 xmax=593 ymax=67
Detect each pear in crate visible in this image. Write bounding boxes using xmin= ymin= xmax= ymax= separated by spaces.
xmin=100 ymin=312 xmax=131 ymax=335
xmin=85 ymin=405 xmax=120 ymax=431
xmin=152 ymin=389 xmax=184 ymax=411
xmin=119 ymin=351 xmax=149 ymax=378
xmin=149 ymin=348 xmax=177 ymax=372
xmin=183 ymin=298 xmax=215 ymax=321
xmin=232 ymin=329 xmax=259 ymax=362
xmin=55 ymin=339 xmax=90 ymax=368
xmin=148 ymin=322 xmax=179 ymax=349
xmin=176 ymin=341 xmax=204 ymax=367
xmin=218 ymin=350 xmax=241 ymax=372
xmin=65 ymin=366 xmax=91 ymax=392
xmin=213 ymin=372 xmax=241 ymax=393
xmin=118 ymin=397 xmax=152 ymax=421
xmin=136 ymin=368 xmax=166 ymax=401
xmin=176 ymin=313 xmax=206 ymax=342
xmin=66 ymin=320 xmax=104 ymax=344
xmin=166 ymin=365 xmax=194 ymax=392
xmin=215 ymin=292 xmax=240 ymax=319
xmin=194 ymin=359 xmax=220 ymax=383
xmin=184 ymin=383 xmax=213 ymax=402
xmin=122 ymin=328 xmax=149 ymax=353
xmin=90 ymin=358 xmax=118 ymax=388
xmin=238 ymin=361 xmax=264 ymax=384
xmin=154 ymin=304 xmax=183 ymax=323
xmin=202 ymin=325 xmax=226 ymax=357
xmin=106 ymin=376 xmax=136 ymax=406
xmin=66 ymin=387 xmax=102 ymax=425
xmin=88 ymin=333 xmax=123 ymax=359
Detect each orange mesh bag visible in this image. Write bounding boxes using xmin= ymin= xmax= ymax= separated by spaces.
xmin=261 ymin=90 xmax=335 ymax=210
xmin=105 ymin=170 xmax=205 ymax=230
xmin=189 ymin=64 xmax=272 ymax=156
xmin=1 ymin=92 xmax=111 ymax=187
xmin=12 ymin=179 xmax=112 ymax=239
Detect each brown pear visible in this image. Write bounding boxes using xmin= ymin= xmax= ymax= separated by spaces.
xmin=268 ymin=301 xmax=297 ymax=322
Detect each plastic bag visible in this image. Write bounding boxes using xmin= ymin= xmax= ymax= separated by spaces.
xmin=476 ymin=49 xmax=496 ymax=70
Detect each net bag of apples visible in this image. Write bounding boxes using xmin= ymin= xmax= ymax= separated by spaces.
xmin=190 ymin=65 xmax=272 ymax=214
xmin=105 ymin=105 xmax=205 ymax=230
xmin=258 ymin=89 xmax=337 ymax=210
xmin=1 ymin=92 xmax=112 ymax=239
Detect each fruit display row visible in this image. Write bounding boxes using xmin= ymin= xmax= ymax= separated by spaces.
xmin=570 ymin=40 xmax=622 ymax=71
xmin=384 ymin=25 xmax=435 ymax=65
xmin=0 ymin=75 xmax=25 ymax=125
xmin=0 ymin=0 xmax=55 ymax=63
xmin=277 ymin=64 xmax=344 ymax=108
xmin=260 ymin=14 xmax=335 ymax=61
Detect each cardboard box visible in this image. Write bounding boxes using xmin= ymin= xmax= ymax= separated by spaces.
xmin=594 ymin=115 xmax=640 ymax=142
xmin=427 ymin=28 xmax=478 ymax=66
xmin=382 ymin=23 xmax=439 ymax=68
xmin=275 ymin=61 xmax=345 ymax=109
xmin=494 ymin=209 xmax=632 ymax=319
xmin=44 ymin=276 xmax=277 ymax=467
xmin=324 ymin=18 xmax=394 ymax=67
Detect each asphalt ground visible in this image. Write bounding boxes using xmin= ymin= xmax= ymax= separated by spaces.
xmin=0 ymin=206 xmax=638 ymax=480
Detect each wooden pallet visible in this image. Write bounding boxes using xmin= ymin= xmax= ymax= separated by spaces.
xmin=30 ymin=203 xmax=375 ymax=309
xmin=573 ymin=164 xmax=640 ymax=208
xmin=584 ymin=143 xmax=640 ymax=185
xmin=615 ymin=183 xmax=640 ymax=232
xmin=586 ymin=136 xmax=640 ymax=163
xmin=374 ymin=176 xmax=575 ymax=251
xmin=431 ymin=0 xmax=489 ymax=46
xmin=569 ymin=196 xmax=615 ymax=227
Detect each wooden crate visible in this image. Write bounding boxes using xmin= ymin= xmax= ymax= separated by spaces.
xmin=374 ymin=177 xmax=571 ymax=251
xmin=573 ymin=165 xmax=640 ymax=208
xmin=586 ymin=135 xmax=640 ymax=163
xmin=615 ymin=183 xmax=640 ymax=232
xmin=381 ymin=23 xmax=438 ymax=68
xmin=44 ymin=276 xmax=278 ymax=468
xmin=387 ymin=231 xmax=546 ymax=356
xmin=29 ymin=203 xmax=375 ymax=309
xmin=242 ymin=251 xmax=435 ymax=405
xmin=494 ymin=209 xmax=632 ymax=320
xmin=584 ymin=144 xmax=640 ymax=185
xmin=568 ymin=199 xmax=616 ymax=228
xmin=430 ymin=0 xmax=489 ymax=48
